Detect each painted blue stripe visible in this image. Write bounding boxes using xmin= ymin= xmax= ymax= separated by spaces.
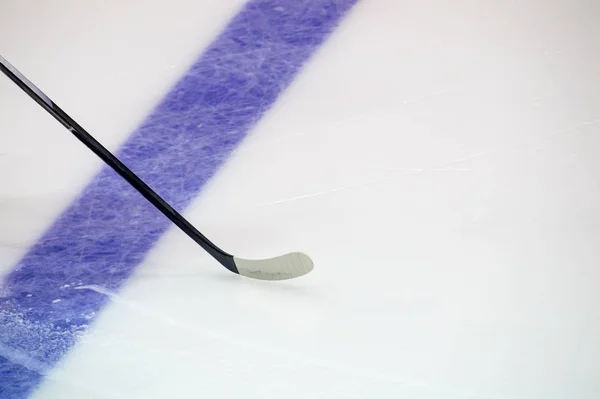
xmin=0 ymin=1 xmax=357 ymax=397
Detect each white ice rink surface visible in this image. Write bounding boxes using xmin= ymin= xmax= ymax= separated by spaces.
xmin=1 ymin=1 xmax=600 ymax=398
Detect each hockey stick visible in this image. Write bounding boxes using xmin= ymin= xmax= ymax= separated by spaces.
xmin=0 ymin=55 xmax=313 ymax=281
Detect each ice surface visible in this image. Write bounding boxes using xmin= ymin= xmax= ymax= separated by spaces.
xmin=1 ymin=0 xmax=600 ymax=398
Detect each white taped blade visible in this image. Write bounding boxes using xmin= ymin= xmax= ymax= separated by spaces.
xmin=234 ymin=252 xmax=313 ymax=281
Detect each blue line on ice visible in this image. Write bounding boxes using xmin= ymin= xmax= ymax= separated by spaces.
xmin=0 ymin=1 xmax=358 ymax=397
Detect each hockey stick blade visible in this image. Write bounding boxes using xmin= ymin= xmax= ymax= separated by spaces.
xmin=235 ymin=252 xmax=313 ymax=281
xmin=0 ymin=55 xmax=313 ymax=281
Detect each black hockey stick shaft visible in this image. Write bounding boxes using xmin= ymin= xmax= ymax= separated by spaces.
xmin=0 ymin=55 xmax=238 ymax=274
